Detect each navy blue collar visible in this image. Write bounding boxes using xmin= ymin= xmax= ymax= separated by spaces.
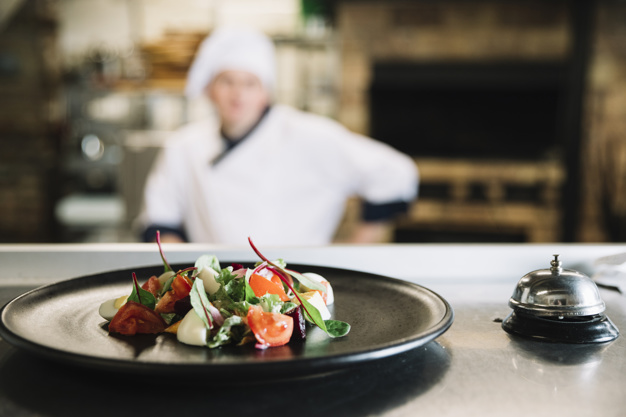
xmin=211 ymin=106 xmax=271 ymax=166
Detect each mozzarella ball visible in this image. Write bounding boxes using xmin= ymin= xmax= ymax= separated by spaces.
xmin=176 ymin=309 xmax=208 ymax=346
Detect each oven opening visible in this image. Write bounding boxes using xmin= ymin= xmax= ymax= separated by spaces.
xmin=369 ymin=61 xmax=568 ymax=160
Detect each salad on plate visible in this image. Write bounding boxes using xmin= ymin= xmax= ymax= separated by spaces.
xmin=98 ymin=235 xmax=350 ymax=349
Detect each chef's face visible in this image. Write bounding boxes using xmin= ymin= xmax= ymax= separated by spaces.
xmin=207 ymin=70 xmax=270 ymax=132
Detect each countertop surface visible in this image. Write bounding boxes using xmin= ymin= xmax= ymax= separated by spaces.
xmin=1 ymin=243 xmax=626 ymax=416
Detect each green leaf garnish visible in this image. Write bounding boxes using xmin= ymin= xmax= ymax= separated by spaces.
xmin=325 ymin=319 xmax=351 ymax=337
xmin=194 ymin=254 xmax=221 ymax=277
xmin=189 ymin=279 xmax=214 ymax=330
xmin=206 ymin=315 xmax=245 ymax=348
xmin=128 ymin=272 xmax=156 ymax=309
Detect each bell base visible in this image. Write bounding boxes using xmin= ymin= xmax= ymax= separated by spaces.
xmin=502 ymin=310 xmax=619 ymax=344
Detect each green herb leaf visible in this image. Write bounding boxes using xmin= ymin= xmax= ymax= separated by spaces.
xmin=128 ymin=272 xmax=156 ymax=309
xmin=259 ymin=293 xmax=284 ymax=313
xmin=189 ymin=279 xmax=214 ymax=329
xmin=244 ymin=268 xmax=258 ymax=303
xmin=280 ymin=301 xmax=298 ymax=315
xmin=324 ymin=320 xmax=351 ymax=337
xmin=159 ymin=273 xmax=176 ymax=296
xmin=206 ymin=315 xmax=245 ymax=348
xmin=285 ymin=269 xmax=326 ymax=293
xmin=160 ymin=312 xmax=180 ymax=326
xmin=298 ymin=294 xmax=328 ymax=331
xmin=194 ymin=254 xmax=221 ymax=277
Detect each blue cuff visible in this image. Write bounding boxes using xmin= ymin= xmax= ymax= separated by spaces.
xmin=142 ymin=225 xmax=188 ymax=242
xmin=361 ymin=201 xmax=410 ymax=222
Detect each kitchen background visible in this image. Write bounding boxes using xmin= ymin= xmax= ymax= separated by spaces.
xmin=0 ymin=0 xmax=625 ymax=244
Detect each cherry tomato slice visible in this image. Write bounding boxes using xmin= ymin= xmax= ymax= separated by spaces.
xmin=155 ymin=275 xmax=193 ymax=314
xmin=249 ymin=272 xmax=290 ymax=302
xmin=109 ymin=301 xmax=166 ymax=335
xmin=247 ymin=305 xmax=293 ymax=347
xmin=141 ymin=275 xmax=161 ymax=297
xmin=171 ymin=274 xmax=192 ymax=298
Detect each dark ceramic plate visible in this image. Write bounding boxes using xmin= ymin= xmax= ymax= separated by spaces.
xmin=0 ymin=263 xmax=453 ymax=380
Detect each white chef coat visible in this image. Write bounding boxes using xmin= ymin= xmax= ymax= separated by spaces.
xmin=138 ymin=104 xmax=418 ymax=246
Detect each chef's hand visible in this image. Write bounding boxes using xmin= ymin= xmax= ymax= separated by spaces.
xmin=347 ymin=221 xmax=393 ymax=244
xmin=156 ymin=233 xmax=185 ymax=243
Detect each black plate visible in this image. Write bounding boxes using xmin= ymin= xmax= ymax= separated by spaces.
xmin=0 ymin=263 xmax=453 ymax=380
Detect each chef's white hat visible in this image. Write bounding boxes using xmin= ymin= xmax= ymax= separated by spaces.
xmin=184 ymin=27 xmax=276 ymax=99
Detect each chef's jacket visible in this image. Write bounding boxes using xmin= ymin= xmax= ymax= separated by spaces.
xmin=138 ymin=105 xmax=418 ymax=246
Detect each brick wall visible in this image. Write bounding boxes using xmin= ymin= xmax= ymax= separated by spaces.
xmin=0 ymin=0 xmax=61 ymax=242
xmin=581 ymin=2 xmax=626 ymax=241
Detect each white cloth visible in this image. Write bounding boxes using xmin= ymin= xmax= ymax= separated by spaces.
xmin=138 ymin=105 xmax=418 ymax=246
xmin=185 ymin=27 xmax=276 ymax=98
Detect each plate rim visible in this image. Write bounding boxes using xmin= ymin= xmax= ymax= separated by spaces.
xmin=0 ymin=263 xmax=454 ymax=377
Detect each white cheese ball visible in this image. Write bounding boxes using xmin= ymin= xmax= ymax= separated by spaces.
xmin=98 ymin=295 xmax=128 ymax=320
xmin=176 ymin=309 xmax=208 ymax=346
xmin=302 ymin=272 xmax=334 ymax=305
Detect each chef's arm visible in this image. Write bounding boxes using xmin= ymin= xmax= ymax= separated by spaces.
xmin=346 ymin=200 xmax=410 ymax=243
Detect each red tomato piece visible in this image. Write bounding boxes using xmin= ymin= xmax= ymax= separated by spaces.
xmin=155 ymin=275 xmax=192 ymax=314
xmin=141 ymin=275 xmax=161 ymax=297
xmin=155 ymin=290 xmax=177 ymax=314
xmin=247 ymin=305 xmax=293 ymax=348
xmin=171 ymin=275 xmax=193 ymax=298
xmin=249 ymin=272 xmax=290 ymax=302
xmin=109 ymin=301 xmax=166 ymax=335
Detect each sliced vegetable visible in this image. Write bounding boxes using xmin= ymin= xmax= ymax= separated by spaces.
xmin=194 ymin=254 xmax=222 ymax=295
xmin=141 ymin=275 xmax=162 ymax=297
xmin=249 ymin=271 xmax=290 ymax=302
xmin=109 ymin=301 xmax=166 ymax=335
xmin=154 ymin=275 xmax=192 ymax=314
xmin=285 ymin=305 xmax=306 ymax=341
xmin=247 ymin=305 xmax=293 ymax=348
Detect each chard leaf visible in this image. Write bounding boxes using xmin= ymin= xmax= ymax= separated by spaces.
xmin=128 ymin=272 xmax=156 ymax=309
xmin=156 ymin=230 xmax=173 ymax=272
xmin=285 ymin=269 xmax=326 ymax=293
xmin=297 ymin=294 xmax=327 ymax=330
xmin=325 ymin=320 xmax=351 ymax=337
xmin=190 ymin=279 xmax=218 ymax=329
xmin=159 ymin=274 xmax=176 ymax=296
xmin=255 ymin=258 xmax=286 ymax=269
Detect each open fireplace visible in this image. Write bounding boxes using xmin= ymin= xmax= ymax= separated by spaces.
xmin=369 ymin=61 xmax=567 ymax=160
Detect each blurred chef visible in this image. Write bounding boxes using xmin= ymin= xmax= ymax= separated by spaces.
xmin=138 ymin=27 xmax=418 ymax=245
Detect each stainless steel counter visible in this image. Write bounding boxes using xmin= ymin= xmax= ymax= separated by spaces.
xmin=1 ymin=243 xmax=626 ymax=416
